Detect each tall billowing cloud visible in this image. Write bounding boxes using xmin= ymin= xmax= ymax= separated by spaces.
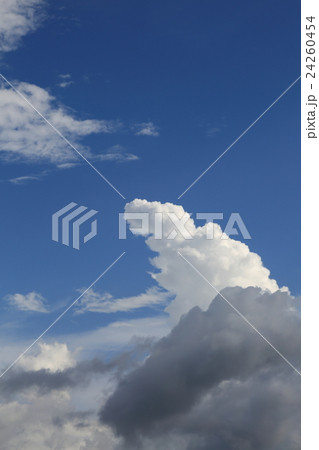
xmin=0 ymin=0 xmax=44 ymax=53
xmin=124 ymin=199 xmax=282 ymax=319
xmin=100 ymin=287 xmax=301 ymax=449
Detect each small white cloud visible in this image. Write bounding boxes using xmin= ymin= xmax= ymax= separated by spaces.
xmin=58 ymin=80 xmax=74 ymax=89
xmin=97 ymin=145 xmax=139 ymax=163
xmin=58 ymin=74 xmax=71 ymax=80
xmin=76 ymin=286 xmax=170 ymax=314
xmin=133 ymin=122 xmax=159 ymax=137
xmin=56 ymin=162 xmax=79 ymax=170
xmin=58 ymin=74 xmax=74 ymax=89
xmin=5 ymin=291 xmax=48 ymax=312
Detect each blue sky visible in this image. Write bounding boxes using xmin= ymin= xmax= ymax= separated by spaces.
xmin=0 ymin=0 xmax=300 ymax=345
xmin=0 ymin=1 xmax=301 ymax=447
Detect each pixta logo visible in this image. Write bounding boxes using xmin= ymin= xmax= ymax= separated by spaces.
xmin=119 ymin=212 xmax=251 ymax=240
xmin=52 ymin=202 xmax=98 ymax=250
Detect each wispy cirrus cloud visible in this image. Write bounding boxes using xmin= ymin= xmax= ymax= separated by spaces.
xmin=0 ymin=81 xmax=123 ymax=165
xmin=6 ymin=169 xmax=48 ymax=184
xmin=8 ymin=174 xmax=41 ymax=184
xmin=76 ymin=287 xmax=170 ymax=314
xmin=96 ymin=145 xmax=139 ymax=163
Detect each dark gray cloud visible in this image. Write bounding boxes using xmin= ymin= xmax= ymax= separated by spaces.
xmin=0 ymin=338 xmax=154 ymax=398
xmin=100 ymin=287 xmax=300 ymax=450
xmin=0 ymin=358 xmax=115 ymax=398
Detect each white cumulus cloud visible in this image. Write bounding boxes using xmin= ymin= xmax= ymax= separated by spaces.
xmin=124 ymin=199 xmax=284 ymax=320
xmin=18 ymin=342 xmax=76 ymax=373
xmin=0 ymin=0 xmax=44 ymax=53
